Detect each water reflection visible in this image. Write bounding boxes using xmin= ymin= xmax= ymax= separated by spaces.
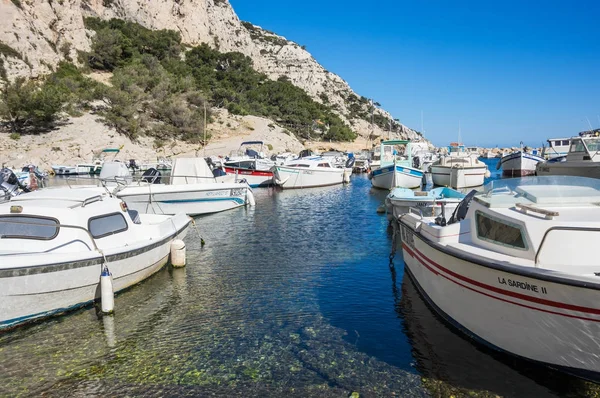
xmin=395 ymin=264 xmax=599 ymax=397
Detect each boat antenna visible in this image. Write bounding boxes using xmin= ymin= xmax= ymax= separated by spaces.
xmin=586 ymin=117 xmax=594 ymax=131
xmin=421 ymin=110 xmax=424 ymax=134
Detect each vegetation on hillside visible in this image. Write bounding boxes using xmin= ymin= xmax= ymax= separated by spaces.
xmin=83 ymin=17 xmax=355 ymax=142
xmin=0 ymin=18 xmax=361 ymax=142
xmin=0 ymin=63 xmax=102 ymax=133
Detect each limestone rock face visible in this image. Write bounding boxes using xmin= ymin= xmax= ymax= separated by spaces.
xmin=0 ymin=0 xmax=422 ymax=141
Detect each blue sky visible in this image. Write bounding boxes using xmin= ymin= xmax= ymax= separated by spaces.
xmin=229 ymin=0 xmax=600 ymax=148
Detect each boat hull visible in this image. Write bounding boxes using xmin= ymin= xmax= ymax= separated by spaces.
xmin=400 ymin=224 xmax=600 ymax=380
xmin=223 ymin=167 xmax=273 ymax=188
xmin=431 ymin=165 xmax=486 ymax=188
xmin=0 ymin=220 xmax=189 ymax=330
xmin=116 ymin=184 xmax=250 ymax=215
xmin=272 ymin=166 xmax=345 ymax=189
xmin=371 ymin=164 xmax=423 ymax=189
xmin=536 ymin=162 xmax=600 ymax=179
xmin=500 ymin=152 xmax=544 ymax=177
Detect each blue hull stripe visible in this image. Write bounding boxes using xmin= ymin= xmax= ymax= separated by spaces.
xmin=372 ymin=165 xmax=423 ymax=178
xmin=161 ymin=197 xmax=245 ymax=205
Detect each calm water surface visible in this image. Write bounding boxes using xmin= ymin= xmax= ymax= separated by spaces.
xmin=1 ymin=162 xmax=598 ymax=397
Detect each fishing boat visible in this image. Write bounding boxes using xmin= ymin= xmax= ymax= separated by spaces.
xmin=431 ymin=143 xmax=488 ymax=189
xmin=385 ymin=187 xmax=465 ymax=220
xmin=0 ymin=188 xmax=191 ymax=330
xmin=369 ymin=140 xmax=424 ymax=189
xmin=397 ymin=175 xmax=600 ymax=381
xmin=542 ymin=137 xmax=571 ymax=160
xmin=272 ymin=157 xmax=351 ymax=189
xmin=497 ymin=144 xmax=544 ymax=177
xmin=536 ymin=131 xmax=600 ymax=179
xmin=109 ymin=158 xmax=255 ymax=216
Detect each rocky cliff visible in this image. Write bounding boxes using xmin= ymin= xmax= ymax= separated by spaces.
xmin=0 ymin=0 xmax=422 ymax=142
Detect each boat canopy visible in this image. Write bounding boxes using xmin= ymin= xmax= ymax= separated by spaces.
xmin=171 ymin=158 xmax=215 ymax=185
xmin=380 ymin=140 xmax=413 ymax=168
xmin=240 ymin=141 xmax=264 ymax=146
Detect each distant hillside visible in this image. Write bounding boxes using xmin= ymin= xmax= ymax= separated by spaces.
xmin=0 ymin=0 xmax=425 ymax=144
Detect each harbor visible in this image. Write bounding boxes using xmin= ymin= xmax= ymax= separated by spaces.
xmin=1 ymin=0 xmax=599 ymax=395
xmin=2 ymin=159 xmax=600 ymax=396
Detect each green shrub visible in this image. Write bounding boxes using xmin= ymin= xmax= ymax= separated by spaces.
xmin=9 ymin=132 xmax=20 ymax=140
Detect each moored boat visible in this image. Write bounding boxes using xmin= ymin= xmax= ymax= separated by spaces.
xmin=536 ymin=131 xmax=600 ymax=179
xmin=369 ymin=140 xmax=424 ymax=189
xmin=397 ymin=176 xmax=600 ymax=381
xmin=431 ymin=143 xmax=488 ymax=189
xmin=497 ymin=144 xmax=544 ymax=177
xmin=385 ymin=186 xmax=464 ymax=220
xmin=0 ymin=189 xmax=191 ymax=330
xmin=272 ymin=156 xmax=350 ymax=189
xmin=107 ymin=159 xmax=255 ymax=216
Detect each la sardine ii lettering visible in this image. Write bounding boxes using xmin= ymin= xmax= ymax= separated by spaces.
xmin=497 ymin=277 xmax=548 ymax=294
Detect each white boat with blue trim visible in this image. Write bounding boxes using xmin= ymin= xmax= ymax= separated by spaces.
xmin=385 ymin=187 xmax=465 ymax=220
xmin=398 ymin=176 xmax=600 ymax=381
xmin=0 ymin=189 xmax=191 ymax=330
xmin=369 ymin=140 xmax=424 ymax=189
xmin=497 ymin=143 xmax=544 ymax=177
xmin=112 ymin=158 xmax=255 ymax=216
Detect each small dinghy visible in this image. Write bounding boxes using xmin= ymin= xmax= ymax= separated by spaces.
xmin=385 ymin=187 xmax=465 ymax=220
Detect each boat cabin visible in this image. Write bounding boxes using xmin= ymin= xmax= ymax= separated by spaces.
xmin=565 ymin=135 xmax=600 ymax=162
xmin=0 ymin=189 xmax=142 ymax=255
xmin=544 ymin=137 xmax=571 ymax=159
xmin=402 ymin=176 xmax=600 ymax=277
xmin=379 ymin=140 xmax=413 ymax=168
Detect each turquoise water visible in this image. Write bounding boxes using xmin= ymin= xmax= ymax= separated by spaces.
xmin=0 ymin=170 xmax=597 ymax=397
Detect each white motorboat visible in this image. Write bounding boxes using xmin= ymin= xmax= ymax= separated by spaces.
xmin=385 ymin=187 xmax=465 ymax=220
xmin=497 ymin=144 xmax=544 ymax=177
xmin=542 ymin=137 xmax=571 ymax=160
xmin=110 ymin=158 xmax=255 ymax=216
xmin=272 ymin=156 xmax=351 ymax=189
xmin=413 ymin=150 xmax=439 ymax=172
xmin=431 ymin=143 xmax=489 ymax=189
xmin=397 ymin=175 xmax=600 ymax=381
xmin=536 ymin=132 xmax=600 ymax=179
xmin=0 ymin=188 xmax=191 ymax=330
xmin=369 ymin=140 xmax=424 ymax=189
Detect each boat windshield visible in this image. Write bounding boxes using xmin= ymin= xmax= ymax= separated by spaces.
xmin=477 ymin=176 xmax=600 ymax=207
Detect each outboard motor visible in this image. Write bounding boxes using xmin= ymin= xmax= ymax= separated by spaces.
xmin=212 ymin=167 xmax=227 ymax=177
xmin=128 ymin=159 xmax=139 ymax=171
xmin=0 ymin=167 xmax=28 ymax=198
xmin=413 ymin=156 xmax=421 ymax=169
xmin=141 ymin=168 xmax=162 ymax=184
xmin=345 ymin=156 xmax=356 ymax=169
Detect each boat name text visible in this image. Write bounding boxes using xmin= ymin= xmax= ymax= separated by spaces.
xmin=497 ymin=277 xmax=547 ymax=294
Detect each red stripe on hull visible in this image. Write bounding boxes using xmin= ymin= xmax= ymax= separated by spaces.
xmin=403 ymin=243 xmax=600 ymax=318
xmin=224 ymin=167 xmax=273 ymax=177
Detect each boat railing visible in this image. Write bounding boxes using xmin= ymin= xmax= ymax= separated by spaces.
xmin=0 ymin=219 xmax=101 ymax=254
xmin=535 ymin=226 xmax=600 ymax=265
